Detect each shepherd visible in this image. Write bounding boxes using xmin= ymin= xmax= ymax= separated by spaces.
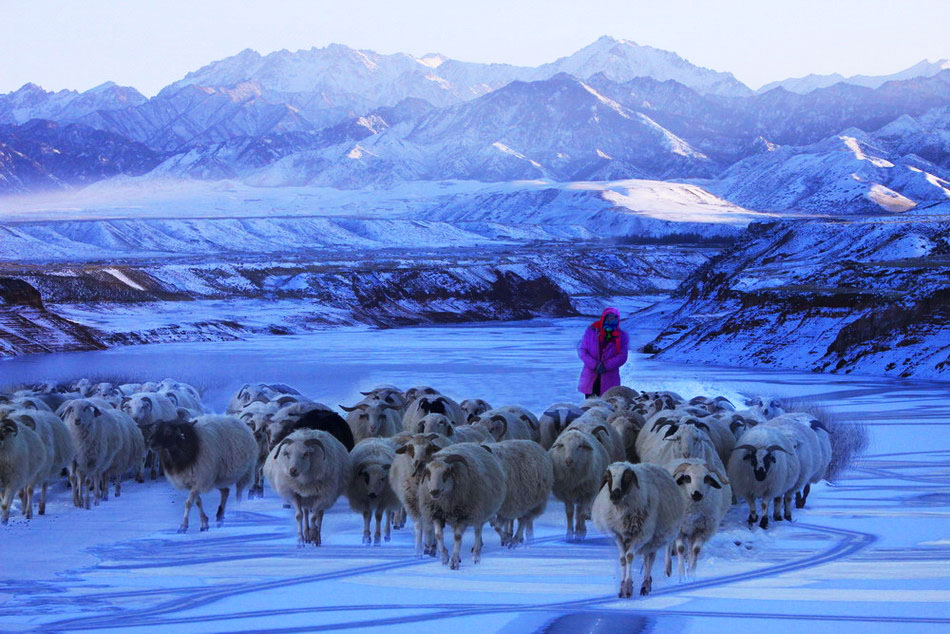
xmin=577 ymin=307 xmax=629 ymax=398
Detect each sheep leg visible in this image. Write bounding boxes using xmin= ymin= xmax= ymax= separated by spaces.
xmin=384 ymin=510 xmax=392 ymax=542
xmin=575 ymin=502 xmax=589 ymax=540
xmin=70 ymin=470 xmax=81 ymax=507
xmin=525 ymin=517 xmax=535 ymax=542
xmin=783 ymin=493 xmax=794 ymax=521
xmin=194 ymin=494 xmax=211 ymax=532
xmin=302 ymin=508 xmax=311 ymax=543
xmin=677 ymin=539 xmax=687 ymax=577
xmin=491 ymin=517 xmax=507 ymax=546
xmin=293 ymin=497 xmax=307 ymax=547
xmin=472 ymin=523 xmax=485 ymax=564
xmin=434 ymin=518 xmax=448 ymax=565
xmin=83 ymin=476 xmax=92 ymax=510
xmin=640 ymin=549 xmax=657 ymax=596
xmin=564 ymin=502 xmax=575 ymax=541
xmin=179 ymin=489 xmax=199 ymax=533
xmin=664 ymin=543 xmax=673 ymax=578
xmin=309 ymin=509 xmax=323 ymax=546
xmin=689 ymin=539 xmax=703 ymax=573
xmin=373 ymin=508 xmax=383 ymax=546
xmin=759 ymin=499 xmax=770 ymax=530
xmin=19 ymin=488 xmax=30 ymax=518
xmin=101 ymin=473 xmax=110 ymax=502
xmin=772 ymin=496 xmax=783 ymax=522
xmin=746 ymin=496 xmax=757 ymax=527
xmin=114 ymin=471 xmax=122 ymax=498
xmin=393 ymin=506 xmax=406 ymax=530
xmin=614 ymin=537 xmax=633 ymax=598
xmin=796 ymin=483 xmax=811 ymax=509
xmin=413 ymin=519 xmax=425 ymax=557
xmin=0 ymin=488 xmax=14 ymax=525
xmin=38 ymin=482 xmax=48 ymax=516
xmin=450 ymin=524 xmax=464 ymax=570
xmin=216 ymin=487 xmax=230 ymax=527
xmin=362 ymin=511 xmax=373 ymax=545
xmin=511 ymin=518 xmax=526 ymax=548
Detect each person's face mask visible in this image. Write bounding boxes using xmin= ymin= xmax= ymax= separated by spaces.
xmin=604 ymin=317 xmax=618 ymax=331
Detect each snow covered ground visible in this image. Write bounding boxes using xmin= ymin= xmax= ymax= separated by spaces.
xmin=0 ymin=316 xmax=948 ymax=631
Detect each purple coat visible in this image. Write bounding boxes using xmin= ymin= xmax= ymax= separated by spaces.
xmin=577 ymin=308 xmax=629 ymax=395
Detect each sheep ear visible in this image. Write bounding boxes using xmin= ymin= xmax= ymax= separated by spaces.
xmin=1 ymin=420 xmax=17 ymax=436
xmin=423 ymin=433 xmax=440 ymax=441
xmin=480 ymin=444 xmax=493 ymax=454
xmin=520 ymin=415 xmax=538 ymax=430
xmin=394 ymin=444 xmax=409 ymax=455
xmin=600 ymin=470 xmax=613 ymax=491
xmin=176 ymin=407 xmax=191 ymax=420
xmin=304 ymin=438 xmax=326 ymax=455
xmin=444 ymin=425 xmax=454 ymax=436
xmin=704 ymin=475 xmax=723 ymax=489
xmin=17 ymin=414 xmax=36 ymax=429
xmin=92 ymin=407 xmax=102 ymax=417
xmin=591 ymin=425 xmax=608 ymax=438
xmin=620 ymin=468 xmax=639 ymax=492
xmin=663 ymin=425 xmax=679 ymax=439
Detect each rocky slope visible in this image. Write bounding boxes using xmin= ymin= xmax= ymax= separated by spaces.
xmin=644 ymin=218 xmax=950 ymax=378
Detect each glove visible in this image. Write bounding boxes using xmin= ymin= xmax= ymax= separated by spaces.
xmin=595 ymin=362 xmax=606 ymax=374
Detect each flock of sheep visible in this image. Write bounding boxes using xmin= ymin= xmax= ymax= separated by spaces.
xmin=0 ymin=379 xmax=838 ymax=598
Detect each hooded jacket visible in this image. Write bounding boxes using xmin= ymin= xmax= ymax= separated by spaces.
xmin=577 ymin=307 xmax=629 ymax=395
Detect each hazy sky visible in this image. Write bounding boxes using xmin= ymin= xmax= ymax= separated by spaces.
xmin=2 ymin=0 xmax=947 ymax=96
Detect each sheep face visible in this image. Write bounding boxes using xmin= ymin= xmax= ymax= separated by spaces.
xmin=460 ymin=399 xmax=491 ymax=423
xmin=356 ymin=462 xmax=392 ymax=500
xmin=601 ymin=464 xmax=639 ymax=503
xmin=345 ymin=401 xmax=398 ymax=436
xmin=417 ymin=396 xmax=449 ymax=417
xmin=395 ymin=434 xmax=444 ymax=476
xmin=673 ymin=463 xmax=724 ymax=502
xmin=58 ymin=400 xmax=104 ymax=432
xmin=541 ymin=407 xmax=582 ymax=434
xmin=150 ymin=420 xmax=200 ymax=474
xmin=736 ymin=445 xmax=790 ymax=482
xmin=419 ymin=414 xmax=453 ymax=437
xmin=550 ymin=430 xmax=598 ymax=473
xmin=405 ymin=386 xmax=439 ymax=403
xmin=93 ymin=383 xmax=119 ymax=399
xmin=477 ymin=415 xmax=508 ymax=441
xmin=423 ymin=456 xmax=462 ymax=500
xmin=0 ymin=419 xmax=19 ymax=448
xmin=122 ymin=395 xmax=155 ymax=425
xmin=273 ymin=437 xmax=326 ymax=481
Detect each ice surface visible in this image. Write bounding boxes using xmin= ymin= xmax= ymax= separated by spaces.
xmin=0 ymin=317 xmax=947 ymax=631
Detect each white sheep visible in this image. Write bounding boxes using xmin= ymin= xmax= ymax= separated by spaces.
xmin=761 ymin=416 xmax=820 ymax=522
xmin=459 ymin=398 xmax=492 ymax=423
xmin=728 ymin=425 xmax=800 ymax=529
xmin=663 ymin=459 xmax=731 ymax=576
xmin=403 ymin=386 xmax=440 ymax=404
xmin=105 ymin=408 xmax=146 ymax=494
xmin=121 ymin=392 xmax=179 ymax=480
xmin=481 ymin=439 xmax=553 ymax=547
xmin=151 ymin=415 xmax=257 ymax=533
xmin=420 ymin=442 xmax=507 ymax=570
xmin=565 ymin=419 xmax=626 ymax=463
xmin=264 ymin=428 xmax=350 ymax=546
xmin=549 ymin=428 xmax=610 ymax=541
xmin=608 ymin=411 xmax=644 ymax=462
xmin=391 ymin=432 xmax=453 ymax=556
xmin=494 ymin=405 xmax=541 ymax=443
xmin=403 ymin=394 xmax=465 ymax=431
xmin=57 ymin=398 xmax=122 ymax=509
xmin=0 ymin=418 xmax=48 ymax=523
xmin=346 ymin=438 xmax=399 ymax=545
xmin=471 ymin=409 xmax=532 ymax=441
xmin=538 ymin=403 xmax=584 ymax=449
xmin=592 ymin=462 xmax=686 ymax=597
xmin=6 ymin=410 xmax=74 ymax=516
xmin=340 ymin=398 xmax=401 ymax=442
xmin=637 ymin=416 xmax=724 ymax=473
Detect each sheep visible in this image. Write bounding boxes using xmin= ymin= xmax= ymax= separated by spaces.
xmin=158 ymin=383 xmax=203 ymax=415
xmin=57 ymin=399 xmax=122 ymax=509
xmin=664 ymin=459 xmax=731 ymax=576
xmin=150 ymin=415 xmax=257 ymax=533
xmin=418 ymin=413 xmax=494 ymax=444
xmin=403 ymin=394 xmax=465 ymax=431
xmin=359 ymin=385 xmax=407 ymax=412
xmin=565 ymin=419 xmax=626 ymax=463
xmin=264 ymin=429 xmax=350 ymax=546
xmin=602 ymin=386 xmax=639 ymax=403
xmin=480 ymin=440 xmax=553 ymax=547
xmin=460 ymin=399 xmax=492 ymax=423
xmin=91 ymin=383 xmax=123 ymax=408
xmin=761 ymin=415 xmax=821 ymax=521
xmin=121 ymin=392 xmax=179 ymax=480
xmin=744 ymin=396 xmax=785 ymax=420
xmin=10 ymin=396 xmax=53 ymax=412
xmin=346 ymin=438 xmax=399 ymax=545
xmin=592 ymin=462 xmax=686 ymax=597
xmin=494 ymin=405 xmax=541 ymax=443
xmin=106 ymin=409 xmax=147 ymax=493
xmin=117 ymin=383 xmax=143 ymax=396
xmin=0 ymin=418 xmax=48 ymax=523
xmin=636 ymin=416 xmax=723 ymax=473
xmin=471 ymin=409 xmax=532 ymax=442
xmin=538 ymin=403 xmax=584 ymax=449
xmin=340 ymin=398 xmax=401 ymax=442
xmin=403 ymin=385 xmax=440 ymax=404
xmin=7 ymin=410 xmax=74 ymax=515
xmin=608 ymin=411 xmax=644 ymax=462
xmin=775 ymin=413 xmax=833 ymax=507
xmin=728 ymin=425 xmax=800 ymax=529
xmin=419 ymin=442 xmax=507 ymax=569
xmin=549 ymin=429 xmax=610 ymax=541
xmin=268 ymin=408 xmax=354 ymax=452
xmin=391 ymin=432 xmax=453 ymax=555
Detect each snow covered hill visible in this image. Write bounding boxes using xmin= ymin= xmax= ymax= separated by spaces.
xmin=644 ymin=218 xmax=950 ymax=379
xmin=759 ymin=58 xmax=950 ymax=95
xmin=0 ymin=81 xmax=146 ymax=125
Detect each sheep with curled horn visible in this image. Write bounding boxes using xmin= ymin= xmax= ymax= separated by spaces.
xmin=417 ymin=413 xmax=493 ymax=444
xmin=346 ymin=438 xmax=400 ymax=546
xmin=471 ymin=410 xmax=532 ymax=442
xmin=402 ymin=394 xmax=465 ymax=432
xmin=565 ymin=419 xmax=625 ymax=463
xmin=493 ymin=405 xmax=540 ymax=443
xmin=608 ymin=410 xmax=645 ymax=462
xmin=391 ymin=432 xmax=453 ymax=556
xmin=359 ymin=386 xmax=407 ymax=412
xmin=459 ymin=399 xmax=492 ymax=424
xmin=637 ymin=415 xmax=725 ymax=474
xmin=727 ymin=426 xmax=800 ymax=530
xmin=419 ymin=443 xmax=507 ymax=570
xmin=601 ymin=385 xmax=639 ymax=403
xmin=538 ymin=403 xmax=584 ymax=449
xmin=403 ymin=385 xmax=440 ymax=404
xmin=592 ymin=462 xmax=685 ymax=598
xmin=760 ymin=415 xmax=822 ymax=522
xmin=265 ymin=429 xmax=350 ymax=546
xmin=340 ymin=398 xmax=401 ymax=443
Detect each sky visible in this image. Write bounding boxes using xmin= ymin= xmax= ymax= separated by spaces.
xmin=1 ymin=0 xmax=948 ymax=96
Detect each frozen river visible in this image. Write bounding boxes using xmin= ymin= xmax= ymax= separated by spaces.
xmin=1 ymin=316 xmax=948 ymax=632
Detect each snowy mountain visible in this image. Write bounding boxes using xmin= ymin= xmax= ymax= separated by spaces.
xmin=704 ymin=131 xmax=950 ymax=214
xmin=759 ymin=58 xmax=950 ymax=94
xmin=0 ymin=119 xmax=161 ymax=194
xmin=645 ymin=218 xmax=950 ymax=379
xmin=0 ymin=82 xmax=146 ymax=125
